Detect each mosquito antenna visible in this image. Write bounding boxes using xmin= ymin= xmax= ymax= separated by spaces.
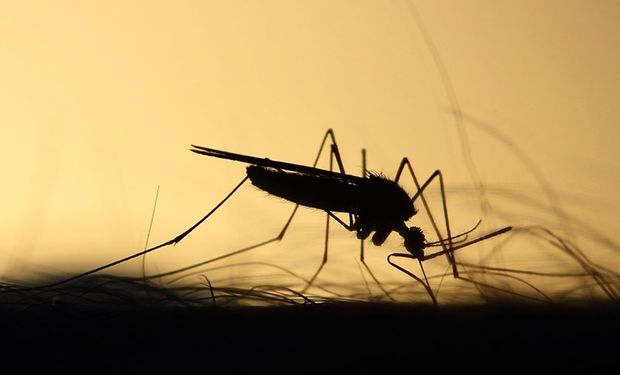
xmin=423 ymin=226 xmax=513 ymax=261
xmin=425 ymin=219 xmax=482 ymax=247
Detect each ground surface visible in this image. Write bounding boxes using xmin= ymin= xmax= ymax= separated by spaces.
xmin=2 ymin=300 xmax=618 ymax=373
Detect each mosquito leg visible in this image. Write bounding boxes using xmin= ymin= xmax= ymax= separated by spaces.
xmin=301 ymin=129 xmax=397 ymax=299
xmin=4 ymin=176 xmax=250 ymax=292
xmin=259 ymin=129 xmax=349 ymax=244
xmin=353 ymin=148 xmax=394 ymax=300
xmin=314 ymin=129 xmax=354 ymax=228
xmin=387 ymin=253 xmax=437 ymax=304
xmin=302 ymin=140 xmax=348 ymax=293
xmin=173 ymin=177 xmax=249 ymax=244
xmin=394 ymin=159 xmax=457 ymax=277
xmin=302 ymin=134 xmax=392 ymax=300
xmin=360 ymin=148 xmax=367 ymax=261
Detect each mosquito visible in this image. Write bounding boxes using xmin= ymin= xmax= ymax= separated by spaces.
xmin=187 ymin=129 xmax=511 ymax=302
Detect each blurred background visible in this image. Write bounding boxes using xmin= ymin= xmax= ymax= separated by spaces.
xmin=1 ymin=0 xmax=618 ymax=304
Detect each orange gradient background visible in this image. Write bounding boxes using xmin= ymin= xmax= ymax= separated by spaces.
xmin=1 ymin=1 xmax=618 ymax=303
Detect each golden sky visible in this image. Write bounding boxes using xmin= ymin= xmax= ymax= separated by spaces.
xmin=1 ymin=1 xmax=618 ymax=301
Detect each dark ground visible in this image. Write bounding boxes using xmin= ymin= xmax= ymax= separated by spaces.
xmin=2 ymin=301 xmax=618 ymax=373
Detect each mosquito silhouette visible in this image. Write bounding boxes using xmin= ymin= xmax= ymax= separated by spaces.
xmin=186 ymin=129 xmax=511 ymax=302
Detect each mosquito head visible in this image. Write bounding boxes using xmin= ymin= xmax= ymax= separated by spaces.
xmin=398 ymin=225 xmax=426 ymax=259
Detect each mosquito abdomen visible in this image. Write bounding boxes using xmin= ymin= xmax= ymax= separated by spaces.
xmin=247 ymin=166 xmax=416 ymax=224
xmin=247 ymin=166 xmax=360 ymax=213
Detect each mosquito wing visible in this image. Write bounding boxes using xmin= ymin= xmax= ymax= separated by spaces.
xmin=190 ymin=145 xmax=365 ymax=183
